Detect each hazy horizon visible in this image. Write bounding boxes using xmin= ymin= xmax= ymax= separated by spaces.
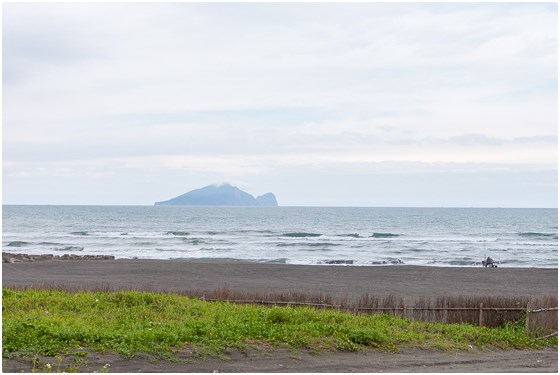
xmin=3 ymin=3 xmax=558 ymax=207
xmin=2 ymin=201 xmax=558 ymax=209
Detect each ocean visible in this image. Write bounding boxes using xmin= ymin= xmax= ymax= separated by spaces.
xmin=2 ymin=205 xmax=557 ymax=268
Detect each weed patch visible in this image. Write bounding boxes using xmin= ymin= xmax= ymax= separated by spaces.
xmin=3 ymin=288 xmax=556 ymax=361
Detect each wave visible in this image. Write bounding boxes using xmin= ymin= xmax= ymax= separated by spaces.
xmin=322 ymin=259 xmax=354 ymax=265
xmin=6 ymin=241 xmax=31 ymax=247
xmin=54 ymin=246 xmax=84 ymax=252
xmin=282 ymin=232 xmax=322 ymax=238
xmin=276 ymin=242 xmax=340 ymax=248
xmin=264 ymin=258 xmax=289 ymax=264
xmin=371 ymin=232 xmax=400 ymax=238
xmin=518 ymin=232 xmax=557 ymax=239
xmin=200 ymin=247 xmax=233 ymax=252
xmin=405 ymin=248 xmax=428 ymax=253
xmin=184 ymin=238 xmax=204 ymax=245
xmin=239 ymin=229 xmax=275 ymax=234
xmin=337 ymin=233 xmax=361 ymax=238
xmin=446 ymin=259 xmax=478 ymax=266
xmin=306 ymin=242 xmax=341 ymax=247
xmin=371 ymin=258 xmax=404 ymax=265
xmin=70 ymin=231 xmax=89 ymax=236
xmin=176 ymin=237 xmax=233 ymax=246
xmin=132 ymin=241 xmax=157 ymax=246
xmin=166 ymin=231 xmax=190 ymax=236
xmin=155 ymin=248 xmax=181 ymax=252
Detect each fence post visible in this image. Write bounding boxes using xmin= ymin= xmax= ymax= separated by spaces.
xmin=525 ymin=302 xmax=531 ymax=335
xmin=479 ymin=303 xmax=484 ymax=326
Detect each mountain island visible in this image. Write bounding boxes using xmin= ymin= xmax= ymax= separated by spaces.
xmin=154 ymin=184 xmax=278 ymax=207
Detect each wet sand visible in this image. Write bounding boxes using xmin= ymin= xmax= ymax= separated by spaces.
xmin=2 ymin=258 xmax=557 ymax=300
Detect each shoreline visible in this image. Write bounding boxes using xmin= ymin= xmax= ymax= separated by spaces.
xmin=3 ymin=251 xmax=557 ymax=268
xmin=3 ymin=254 xmax=557 ymax=301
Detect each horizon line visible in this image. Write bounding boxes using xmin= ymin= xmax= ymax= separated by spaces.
xmin=2 ymin=204 xmax=558 ymax=209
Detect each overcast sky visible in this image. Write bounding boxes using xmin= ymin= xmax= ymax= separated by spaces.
xmin=3 ymin=2 xmax=558 ymax=207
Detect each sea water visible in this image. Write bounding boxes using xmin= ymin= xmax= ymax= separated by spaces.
xmin=2 ymin=206 xmax=557 ymax=268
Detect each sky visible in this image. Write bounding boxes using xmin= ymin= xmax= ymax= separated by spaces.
xmin=2 ymin=2 xmax=558 ymax=207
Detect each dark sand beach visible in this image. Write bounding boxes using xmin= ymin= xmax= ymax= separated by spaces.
xmin=3 ymin=258 xmax=558 ymax=372
xmin=2 ymin=258 xmax=557 ymax=299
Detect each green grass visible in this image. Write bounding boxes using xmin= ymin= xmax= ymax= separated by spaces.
xmin=2 ymin=288 xmax=556 ymax=360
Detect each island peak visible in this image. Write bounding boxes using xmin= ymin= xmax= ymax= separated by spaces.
xmin=154 ymin=184 xmax=278 ymax=207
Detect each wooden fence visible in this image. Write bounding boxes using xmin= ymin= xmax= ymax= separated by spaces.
xmin=8 ymin=283 xmax=556 ymax=337
xmin=201 ymin=296 xmax=558 ymax=336
xmin=525 ymin=304 xmax=558 ymax=338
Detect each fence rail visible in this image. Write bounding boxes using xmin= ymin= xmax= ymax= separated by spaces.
xmin=530 ymin=307 xmax=558 ymax=313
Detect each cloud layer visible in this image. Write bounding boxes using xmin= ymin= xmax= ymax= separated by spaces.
xmin=3 ymin=3 xmax=557 ymax=206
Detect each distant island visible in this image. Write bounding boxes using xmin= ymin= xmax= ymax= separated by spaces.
xmin=154 ymin=183 xmax=278 ymax=207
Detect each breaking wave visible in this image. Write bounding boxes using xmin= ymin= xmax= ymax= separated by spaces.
xmin=276 ymin=242 xmax=340 ymax=247
xmin=6 ymin=241 xmax=31 ymax=247
xmin=337 ymin=233 xmax=362 ymax=238
xmin=371 ymin=258 xmax=405 ymax=265
xmin=166 ymin=231 xmax=190 ymax=236
xmin=322 ymin=259 xmax=354 ymax=265
xmin=518 ymin=232 xmax=557 ymax=239
xmin=264 ymin=258 xmax=289 ymax=264
xmin=54 ymin=246 xmax=84 ymax=252
xmin=433 ymin=258 xmax=478 ymax=266
xmin=371 ymin=232 xmax=400 ymax=238
xmin=282 ymin=232 xmax=322 ymax=238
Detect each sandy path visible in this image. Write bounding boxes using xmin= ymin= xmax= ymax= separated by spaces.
xmin=2 ymin=347 xmax=557 ymax=372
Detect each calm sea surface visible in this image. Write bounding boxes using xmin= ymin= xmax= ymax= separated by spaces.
xmin=2 ymin=206 xmax=557 ymax=268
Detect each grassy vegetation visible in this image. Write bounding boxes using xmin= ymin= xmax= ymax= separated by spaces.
xmin=3 ymin=288 xmax=557 ymax=362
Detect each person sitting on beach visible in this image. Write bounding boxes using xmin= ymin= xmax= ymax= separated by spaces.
xmin=483 ymin=256 xmax=494 ymax=267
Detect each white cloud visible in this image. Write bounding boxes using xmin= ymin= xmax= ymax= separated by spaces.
xmin=3 ymin=2 xmax=557 ymax=206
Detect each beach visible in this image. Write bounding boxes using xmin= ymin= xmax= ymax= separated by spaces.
xmin=3 ymin=257 xmax=558 ymax=372
xmin=2 ymin=257 xmax=557 ymax=300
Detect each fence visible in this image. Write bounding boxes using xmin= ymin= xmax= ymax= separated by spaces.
xmin=525 ymin=304 xmax=558 ymax=338
xmin=8 ymin=283 xmax=557 ymax=337
xmin=197 ymin=291 xmax=557 ymax=336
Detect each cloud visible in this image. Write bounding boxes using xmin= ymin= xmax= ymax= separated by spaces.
xmin=2 ymin=2 xmax=557 ymax=206
xmin=513 ymin=135 xmax=558 ymax=144
xmin=448 ymin=133 xmax=505 ymax=145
